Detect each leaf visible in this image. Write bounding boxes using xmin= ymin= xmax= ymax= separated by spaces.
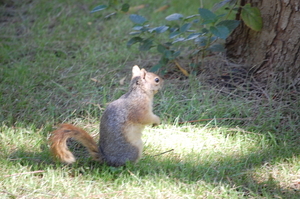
xmin=241 ymin=4 xmax=263 ymax=31
xmin=217 ymin=20 xmax=240 ymax=32
xmin=169 ymin=31 xmax=181 ymax=39
xmin=164 ymin=42 xmax=173 ymax=47
xmin=212 ymin=0 xmax=233 ymax=11
xmin=129 ymin=14 xmax=147 ymax=24
xmin=129 ymin=32 xmax=141 ymax=35
xmin=208 ymin=43 xmax=225 ymax=52
xmin=165 ymin=13 xmax=183 ymax=21
xmin=108 ymin=0 xmax=118 ymax=7
xmin=185 ymin=33 xmax=201 ymax=41
xmin=192 ymin=19 xmax=200 ymax=23
xmin=90 ymin=5 xmax=108 ymax=13
xmin=164 ymin=50 xmax=173 ymax=59
xmin=173 ymin=50 xmax=181 ymax=58
xmin=169 ymin=27 xmax=179 ymax=32
xmin=127 ymin=37 xmax=143 ymax=47
xmin=132 ymin=25 xmax=144 ymax=31
xmin=139 ymin=39 xmax=153 ymax=51
xmin=191 ymin=49 xmax=201 ymax=56
xmin=210 ymin=36 xmax=218 ymax=42
xmin=185 ymin=14 xmax=200 ymax=20
xmin=104 ymin=12 xmax=116 ymax=19
xmin=150 ymin=64 xmax=163 ymax=72
xmin=228 ymin=0 xmax=238 ymax=6
xmin=157 ymin=44 xmax=167 ymax=53
xmin=180 ymin=23 xmax=192 ymax=33
xmin=156 ymin=25 xmax=169 ymax=33
xmin=210 ymin=25 xmax=230 ymax=39
xmin=172 ymin=37 xmax=185 ymax=44
xmin=149 ymin=25 xmax=169 ymax=34
xmin=159 ymin=56 xmax=169 ymax=65
xmin=202 ymin=28 xmax=209 ymax=34
xmin=121 ymin=3 xmax=130 ymax=12
xmin=195 ymin=36 xmax=208 ymax=46
xmin=132 ymin=24 xmax=149 ymax=33
xmin=198 ymin=8 xmax=217 ymax=24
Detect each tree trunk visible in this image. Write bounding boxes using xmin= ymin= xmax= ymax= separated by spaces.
xmin=226 ymin=0 xmax=300 ymax=87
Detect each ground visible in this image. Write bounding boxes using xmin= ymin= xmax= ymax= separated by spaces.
xmin=0 ymin=0 xmax=299 ymax=198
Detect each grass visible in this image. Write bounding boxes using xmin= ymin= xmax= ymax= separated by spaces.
xmin=1 ymin=0 xmax=300 ymax=198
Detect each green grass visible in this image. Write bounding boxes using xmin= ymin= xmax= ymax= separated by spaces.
xmin=1 ymin=0 xmax=300 ymax=198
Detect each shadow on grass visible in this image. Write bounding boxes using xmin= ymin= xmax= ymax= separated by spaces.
xmin=140 ymin=142 xmax=300 ymax=198
xmin=6 ymin=136 xmax=300 ymax=198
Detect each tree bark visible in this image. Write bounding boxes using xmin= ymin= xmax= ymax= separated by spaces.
xmin=226 ymin=0 xmax=300 ymax=87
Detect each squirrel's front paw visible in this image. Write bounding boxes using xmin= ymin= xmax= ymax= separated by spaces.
xmin=152 ymin=123 xmax=160 ymax=127
xmin=152 ymin=116 xmax=161 ymax=127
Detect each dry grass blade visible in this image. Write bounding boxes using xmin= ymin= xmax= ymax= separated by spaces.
xmin=4 ymin=170 xmax=45 ymax=177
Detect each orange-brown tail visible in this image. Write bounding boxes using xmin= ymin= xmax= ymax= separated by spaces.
xmin=49 ymin=124 xmax=100 ymax=164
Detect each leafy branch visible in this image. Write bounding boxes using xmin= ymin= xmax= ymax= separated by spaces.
xmin=91 ymin=0 xmax=262 ymax=75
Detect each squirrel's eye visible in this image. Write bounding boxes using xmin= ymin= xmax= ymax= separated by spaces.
xmin=154 ymin=78 xmax=160 ymax=83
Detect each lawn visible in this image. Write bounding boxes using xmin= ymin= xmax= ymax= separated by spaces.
xmin=1 ymin=0 xmax=299 ymax=198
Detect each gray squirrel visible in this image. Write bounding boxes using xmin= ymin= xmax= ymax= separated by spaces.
xmin=49 ymin=65 xmax=163 ymax=167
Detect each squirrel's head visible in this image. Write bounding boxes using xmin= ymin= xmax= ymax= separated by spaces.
xmin=131 ymin=65 xmax=163 ymax=95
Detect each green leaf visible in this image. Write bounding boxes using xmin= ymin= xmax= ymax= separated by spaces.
xmin=132 ymin=25 xmax=149 ymax=33
xmin=164 ymin=42 xmax=172 ymax=47
xmin=104 ymin=12 xmax=116 ymax=19
xmin=164 ymin=50 xmax=173 ymax=59
xmin=132 ymin=25 xmax=144 ymax=31
xmin=121 ymin=3 xmax=130 ymax=12
xmin=165 ymin=13 xmax=183 ymax=21
xmin=202 ymin=28 xmax=209 ymax=34
xmin=212 ymin=0 xmax=232 ymax=11
xmin=217 ymin=20 xmax=240 ymax=32
xmin=185 ymin=14 xmax=200 ymax=20
xmin=159 ymin=56 xmax=169 ymax=65
xmin=169 ymin=27 xmax=179 ymax=32
xmin=139 ymin=39 xmax=153 ymax=51
xmin=108 ymin=0 xmax=118 ymax=7
xmin=185 ymin=33 xmax=201 ymax=41
xmin=173 ymin=50 xmax=181 ymax=57
xmin=156 ymin=26 xmax=169 ymax=33
xmin=90 ymin=5 xmax=108 ymax=13
xmin=210 ymin=36 xmax=218 ymax=42
xmin=241 ymin=4 xmax=263 ymax=31
xmin=157 ymin=44 xmax=167 ymax=54
xmin=208 ymin=43 xmax=225 ymax=52
xmin=195 ymin=36 xmax=208 ymax=46
xmin=191 ymin=49 xmax=201 ymax=56
xmin=169 ymin=31 xmax=181 ymax=39
xmin=149 ymin=26 xmax=169 ymax=34
xmin=129 ymin=14 xmax=147 ymax=24
xmin=129 ymin=32 xmax=141 ymax=35
xmin=210 ymin=25 xmax=230 ymax=39
xmin=198 ymin=8 xmax=217 ymax=24
xmin=150 ymin=64 xmax=163 ymax=72
xmin=180 ymin=23 xmax=192 ymax=33
xmin=172 ymin=37 xmax=185 ymax=44
xmin=127 ymin=37 xmax=143 ymax=48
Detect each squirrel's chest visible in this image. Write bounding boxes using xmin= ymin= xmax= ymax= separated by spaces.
xmin=123 ymin=124 xmax=144 ymax=152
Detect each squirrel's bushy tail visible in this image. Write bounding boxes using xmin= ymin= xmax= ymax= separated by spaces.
xmin=49 ymin=124 xmax=100 ymax=164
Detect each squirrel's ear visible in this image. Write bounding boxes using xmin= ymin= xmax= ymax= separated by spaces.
xmin=140 ymin=69 xmax=147 ymax=79
xmin=132 ymin=65 xmax=141 ymax=79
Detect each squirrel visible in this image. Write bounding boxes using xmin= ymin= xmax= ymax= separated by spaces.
xmin=49 ymin=65 xmax=163 ymax=167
